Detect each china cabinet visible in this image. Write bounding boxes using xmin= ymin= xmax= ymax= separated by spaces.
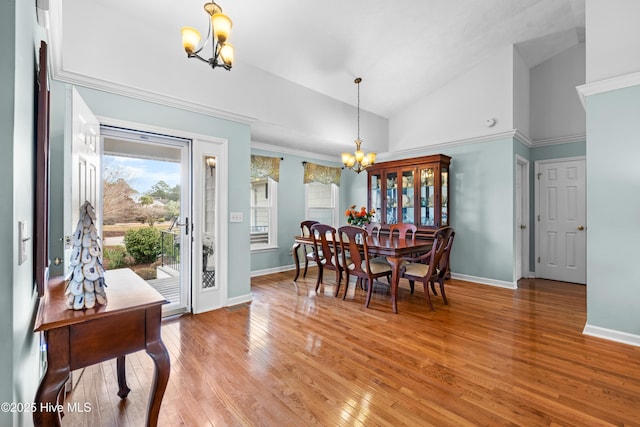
xmin=367 ymin=154 xmax=451 ymax=232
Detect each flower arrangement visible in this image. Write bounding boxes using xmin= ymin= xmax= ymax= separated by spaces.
xmin=345 ymin=205 xmax=376 ymax=227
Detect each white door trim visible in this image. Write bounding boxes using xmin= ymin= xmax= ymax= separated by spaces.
xmin=534 ymin=156 xmax=587 ymax=283
xmin=515 ymin=155 xmax=530 ymax=283
xmin=96 ymin=116 xmax=229 ymax=313
xmin=192 ymin=138 xmax=229 ymax=313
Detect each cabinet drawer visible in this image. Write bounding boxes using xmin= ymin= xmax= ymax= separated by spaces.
xmin=69 ymin=310 xmax=146 ymax=369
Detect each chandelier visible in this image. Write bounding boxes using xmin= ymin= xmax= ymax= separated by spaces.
xmin=181 ymin=2 xmax=234 ymax=71
xmin=342 ymin=77 xmax=376 ymax=173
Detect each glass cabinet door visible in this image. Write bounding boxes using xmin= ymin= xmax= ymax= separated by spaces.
xmin=386 ymin=172 xmax=398 ymax=224
xmin=369 ymin=172 xmax=382 ymax=223
xmin=400 ymin=169 xmax=415 ymax=224
xmin=441 ymin=166 xmax=449 ymax=226
xmin=420 ymin=167 xmax=435 ymax=227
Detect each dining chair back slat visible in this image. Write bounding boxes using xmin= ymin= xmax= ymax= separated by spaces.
xmin=300 ymin=220 xmax=319 ymax=278
xmin=310 ymin=223 xmax=343 ymax=296
xmin=389 ymin=223 xmax=417 ymax=241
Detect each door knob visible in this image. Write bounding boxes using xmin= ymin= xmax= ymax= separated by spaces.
xmin=520 ymin=225 xmax=526 ymax=229
xmin=578 ymin=225 xmax=584 ymax=230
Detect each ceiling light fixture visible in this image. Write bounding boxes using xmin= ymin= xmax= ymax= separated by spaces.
xmin=181 ymin=2 xmax=234 ymax=71
xmin=342 ymin=78 xmax=376 ymax=173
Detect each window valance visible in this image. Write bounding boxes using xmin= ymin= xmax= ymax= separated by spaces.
xmin=303 ymin=162 xmax=341 ymax=186
xmin=251 ymin=155 xmax=280 ymax=182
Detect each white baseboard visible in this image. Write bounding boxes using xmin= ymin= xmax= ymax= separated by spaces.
xmin=251 ymin=264 xmax=297 ymax=277
xmin=450 ymin=273 xmax=517 ymax=289
xmin=226 ymin=293 xmax=253 ymax=307
xmin=582 ymin=324 xmax=640 ymax=348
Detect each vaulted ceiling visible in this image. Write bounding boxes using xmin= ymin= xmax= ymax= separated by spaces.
xmin=49 ymin=0 xmax=585 ymax=157
xmin=91 ymin=0 xmax=584 ymax=117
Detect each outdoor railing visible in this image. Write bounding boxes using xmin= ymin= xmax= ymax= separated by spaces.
xmin=160 ymin=229 xmax=180 ymax=272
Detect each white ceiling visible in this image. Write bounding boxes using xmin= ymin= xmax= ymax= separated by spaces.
xmin=92 ymin=0 xmax=585 ymax=118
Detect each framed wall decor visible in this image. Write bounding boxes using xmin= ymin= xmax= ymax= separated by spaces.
xmin=35 ymin=40 xmax=50 ymax=297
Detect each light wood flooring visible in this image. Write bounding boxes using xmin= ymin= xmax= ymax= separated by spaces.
xmin=61 ymin=270 xmax=640 ymax=426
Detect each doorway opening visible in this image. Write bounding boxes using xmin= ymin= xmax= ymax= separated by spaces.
xmin=101 ymin=126 xmax=192 ymax=315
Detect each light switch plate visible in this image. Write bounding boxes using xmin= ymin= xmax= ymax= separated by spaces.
xmin=230 ymin=212 xmax=243 ymax=223
xmin=18 ymin=221 xmax=29 ymax=265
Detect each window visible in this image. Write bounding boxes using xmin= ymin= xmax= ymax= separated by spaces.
xmin=305 ymin=182 xmax=339 ymax=227
xmin=250 ymin=177 xmax=277 ymax=249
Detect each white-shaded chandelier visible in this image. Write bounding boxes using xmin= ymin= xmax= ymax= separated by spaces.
xmin=181 ymin=1 xmax=234 ymax=71
xmin=342 ymin=77 xmax=376 ymax=173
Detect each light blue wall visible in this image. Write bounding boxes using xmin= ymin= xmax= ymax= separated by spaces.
xmin=1 ymin=1 xmax=45 ymax=425
xmin=586 ymin=85 xmax=640 ymax=335
xmin=48 ymin=84 xmax=252 ymax=300
xmin=249 ymin=148 xmax=347 ymax=272
xmin=252 ymin=138 xmax=520 ymax=283
xmin=0 ymin=2 xmax=16 ymax=419
xmin=382 ymin=138 xmax=516 ymax=283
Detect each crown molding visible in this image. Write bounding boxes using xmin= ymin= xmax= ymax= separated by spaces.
xmin=530 ymin=133 xmax=586 ymax=147
xmin=52 ymin=68 xmax=256 ymax=125
xmin=251 ymin=141 xmax=342 ymax=164
xmin=378 ymin=129 xmax=520 ymax=161
xmin=576 ymin=71 xmax=640 ymax=108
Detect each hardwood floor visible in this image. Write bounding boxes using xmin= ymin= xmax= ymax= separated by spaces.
xmin=61 ymin=271 xmax=640 ymax=426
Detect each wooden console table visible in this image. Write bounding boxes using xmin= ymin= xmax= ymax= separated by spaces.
xmin=33 ymin=268 xmax=170 ymax=426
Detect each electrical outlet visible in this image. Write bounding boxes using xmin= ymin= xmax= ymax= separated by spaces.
xmin=230 ymin=212 xmax=243 ymax=223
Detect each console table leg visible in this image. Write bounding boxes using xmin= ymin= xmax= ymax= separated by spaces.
xmin=145 ymin=340 xmax=170 ymax=427
xmin=34 ymin=328 xmax=70 ymax=427
xmin=116 ymin=356 xmax=131 ymax=398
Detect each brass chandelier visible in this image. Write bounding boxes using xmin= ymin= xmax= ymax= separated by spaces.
xmin=181 ymin=1 xmax=234 ymax=70
xmin=342 ymin=78 xmax=376 ymax=173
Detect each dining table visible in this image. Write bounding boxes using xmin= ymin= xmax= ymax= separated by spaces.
xmin=292 ymin=233 xmax=434 ymax=313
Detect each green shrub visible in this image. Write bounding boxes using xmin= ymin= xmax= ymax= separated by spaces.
xmin=124 ymin=226 xmax=161 ymax=264
xmin=103 ymin=245 xmax=129 ymax=269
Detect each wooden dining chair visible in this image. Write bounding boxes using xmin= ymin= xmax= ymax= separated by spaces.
xmin=399 ymin=226 xmax=453 ymax=310
xmin=300 ymin=220 xmax=319 ymax=278
xmin=310 ymin=223 xmax=343 ymax=296
xmin=364 ymin=222 xmax=382 ymax=238
xmin=428 ymin=229 xmax=455 ymax=304
xmin=389 ymin=223 xmax=417 ymax=241
xmin=337 ymin=225 xmax=392 ymax=308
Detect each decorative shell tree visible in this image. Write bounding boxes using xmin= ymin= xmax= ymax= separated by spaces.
xmin=65 ymin=201 xmax=108 ymax=310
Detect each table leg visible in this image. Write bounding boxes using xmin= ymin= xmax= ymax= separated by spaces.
xmin=116 ymin=356 xmax=131 ymax=398
xmin=34 ymin=328 xmax=70 ymax=427
xmin=292 ymin=242 xmax=301 ymax=281
xmin=145 ymin=306 xmax=170 ymax=427
xmin=386 ymin=256 xmax=402 ymax=314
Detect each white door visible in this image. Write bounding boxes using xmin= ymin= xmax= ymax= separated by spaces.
xmin=515 ymin=156 xmax=529 ymax=281
xmin=536 ymin=158 xmax=586 ymax=284
xmin=192 ymin=139 xmax=228 ymax=313
xmin=63 ymin=87 xmax=101 ymax=277
xmin=100 ymin=125 xmax=192 ymax=316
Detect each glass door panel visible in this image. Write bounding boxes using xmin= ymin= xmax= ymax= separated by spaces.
xmin=202 ymin=156 xmax=217 ymax=290
xmin=386 ymin=172 xmax=398 ymax=224
xmin=401 ymin=170 xmax=414 ymax=224
xmin=369 ymin=173 xmax=382 ymax=223
xmin=420 ymin=168 xmax=435 ymax=226
xmin=441 ymin=167 xmax=449 ymax=226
